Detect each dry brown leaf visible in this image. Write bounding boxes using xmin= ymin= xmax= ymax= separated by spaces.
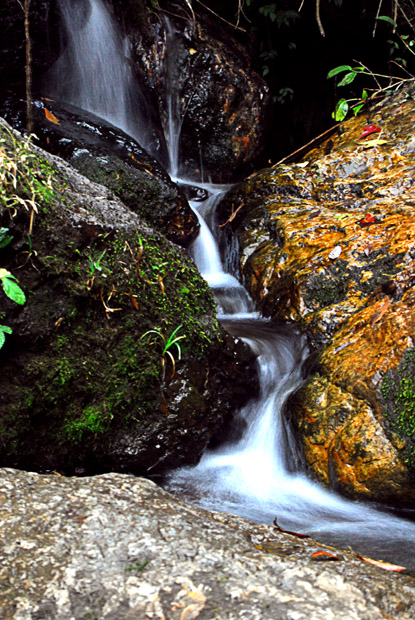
xmin=356 ymin=554 xmax=406 ymax=572
xmin=44 ymin=107 xmax=60 ymax=124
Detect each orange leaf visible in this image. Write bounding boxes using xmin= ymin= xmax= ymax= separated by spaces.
xmin=371 ymin=297 xmax=390 ymax=327
xmin=356 ymin=554 xmax=406 ymax=572
xmin=311 ymin=550 xmax=341 ymax=561
xmin=131 ymin=295 xmax=139 ymax=310
xmin=44 ymin=107 xmax=60 ymax=124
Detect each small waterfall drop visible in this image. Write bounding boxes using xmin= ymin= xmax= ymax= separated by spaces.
xmin=48 ymin=0 xmax=152 ymax=148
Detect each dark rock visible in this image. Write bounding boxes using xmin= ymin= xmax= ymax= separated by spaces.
xmin=121 ymin=0 xmax=271 ymax=181
xmin=1 ymin=96 xmax=199 ymax=246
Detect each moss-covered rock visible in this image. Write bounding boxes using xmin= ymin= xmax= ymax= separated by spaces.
xmin=1 ymin=97 xmax=199 ymax=246
xmin=0 ymin=118 xmax=256 ymax=475
xmin=218 ymin=83 xmax=415 ymax=506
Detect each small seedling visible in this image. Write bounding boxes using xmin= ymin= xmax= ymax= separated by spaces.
xmin=141 ymin=324 xmax=185 ymax=380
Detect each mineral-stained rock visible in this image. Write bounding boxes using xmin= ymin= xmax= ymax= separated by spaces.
xmin=0 ymin=118 xmax=256 ymax=475
xmin=1 ymin=468 xmax=415 ymax=620
xmin=218 ymin=83 xmax=415 ymax=505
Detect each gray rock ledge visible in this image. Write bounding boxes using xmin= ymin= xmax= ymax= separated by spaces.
xmin=0 ymin=468 xmax=414 ymax=619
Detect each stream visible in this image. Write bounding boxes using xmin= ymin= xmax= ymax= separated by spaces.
xmin=50 ymin=0 xmax=415 ymax=571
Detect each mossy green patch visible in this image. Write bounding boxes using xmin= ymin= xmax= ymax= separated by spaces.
xmin=381 ymin=348 xmax=415 ymax=468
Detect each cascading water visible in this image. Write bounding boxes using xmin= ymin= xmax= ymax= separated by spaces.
xmin=49 ymin=3 xmax=415 ymax=570
xmin=48 ymin=0 xmax=153 ymax=149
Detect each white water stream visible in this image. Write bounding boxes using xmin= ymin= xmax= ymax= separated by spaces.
xmin=50 ymin=0 xmax=415 ymax=571
xmin=48 ymin=0 xmax=153 ymax=149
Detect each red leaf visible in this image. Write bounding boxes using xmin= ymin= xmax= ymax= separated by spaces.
xmin=311 ymin=550 xmax=341 ymax=561
xmin=356 ymin=554 xmax=406 ymax=572
xmin=358 ymin=213 xmax=375 ymax=227
xmin=359 ymin=125 xmax=381 ymax=139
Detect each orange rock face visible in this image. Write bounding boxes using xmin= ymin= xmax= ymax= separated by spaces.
xmin=219 ymin=84 xmax=415 ymax=506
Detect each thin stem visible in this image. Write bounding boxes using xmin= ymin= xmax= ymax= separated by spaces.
xmin=373 ymin=0 xmax=384 ymax=36
xmin=316 ymin=0 xmax=325 ymax=36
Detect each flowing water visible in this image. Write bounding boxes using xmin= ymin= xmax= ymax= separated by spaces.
xmin=48 ymin=0 xmax=154 ymax=150
xmin=50 ymin=0 xmax=415 ymax=571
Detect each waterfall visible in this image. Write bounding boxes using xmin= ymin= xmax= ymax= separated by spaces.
xmin=48 ymin=0 xmax=153 ymax=149
xmin=49 ymin=3 xmax=415 ymax=570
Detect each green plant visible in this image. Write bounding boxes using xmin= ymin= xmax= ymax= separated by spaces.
xmin=0 ymin=268 xmax=26 ymax=349
xmin=140 ymin=324 xmax=185 ymax=380
xmin=0 ymin=124 xmax=54 ymax=233
xmin=327 ymin=59 xmax=414 ymax=120
xmin=88 ymin=250 xmax=106 ymax=276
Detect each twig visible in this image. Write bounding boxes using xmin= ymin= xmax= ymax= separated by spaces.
xmin=316 ymin=0 xmax=325 ymax=36
xmin=373 ymin=0 xmax=384 ymax=37
xmin=271 ymin=124 xmax=338 ymax=167
xmin=193 ymin=0 xmax=247 ymax=31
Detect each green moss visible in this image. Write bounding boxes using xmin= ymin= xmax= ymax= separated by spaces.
xmin=381 ymin=348 xmax=415 ymax=468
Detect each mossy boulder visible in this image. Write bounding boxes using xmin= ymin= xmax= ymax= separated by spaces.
xmin=0 ymin=118 xmax=256 ymax=475
xmin=218 ymin=84 xmax=415 ymax=506
xmin=1 ymin=97 xmax=198 ymax=246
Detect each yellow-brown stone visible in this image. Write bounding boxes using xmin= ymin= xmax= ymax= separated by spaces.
xmin=221 ymin=83 xmax=415 ymax=505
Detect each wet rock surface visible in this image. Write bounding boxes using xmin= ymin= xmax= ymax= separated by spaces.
xmin=0 ymin=118 xmax=257 ymax=475
xmin=1 ymin=468 xmax=415 ymax=620
xmin=122 ymin=0 xmax=270 ymax=181
xmin=1 ymin=97 xmax=199 ymax=246
xmin=218 ymin=84 xmax=415 ymax=505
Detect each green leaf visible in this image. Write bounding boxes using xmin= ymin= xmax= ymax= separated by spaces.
xmin=0 ymin=325 xmax=12 ymax=350
xmin=2 ymin=277 xmax=26 ymax=304
xmin=327 ymin=65 xmax=352 ymax=79
xmin=377 ymin=15 xmax=396 ymax=26
xmin=352 ymin=103 xmax=365 ymax=115
xmin=362 ymin=89 xmax=368 ymax=100
xmin=332 ymin=99 xmax=349 ymax=121
xmin=0 ymin=228 xmax=13 ymax=249
xmin=338 ymin=71 xmax=357 ymax=86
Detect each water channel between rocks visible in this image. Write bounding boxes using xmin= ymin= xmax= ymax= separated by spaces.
xmin=50 ymin=0 xmax=415 ymax=571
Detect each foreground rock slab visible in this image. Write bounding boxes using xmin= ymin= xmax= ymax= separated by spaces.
xmin=0 ymin=468 xmax=414 ymax=619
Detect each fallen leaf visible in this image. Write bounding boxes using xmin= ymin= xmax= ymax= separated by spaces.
xmin=131 ymin=295 xmax=139 ymax=310
xmin=363 ymin=139 xmax=388 ymax=149
xmin=356 ymin=554 xmax=406 ymax=572
xmin=311 ymin=550 xmax=341 ymax=561
xmin=359 ymin=124 xmax=381 ymax=139
xmin=358 ymin=213 xmax=375 ymax=227
xmin=371 ymin=297 xmax=390 ymax=326
xmin=44 ymin=107 xmax=60 ymax=124
xmin=328 ymin=245 xmax=342 ymax=260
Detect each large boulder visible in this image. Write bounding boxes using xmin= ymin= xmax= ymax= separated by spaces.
xmin=0 ymin=118 xmax=256 ymax=475
xmin=217 ymin=83 xmax=415 ymax=506
xmin=1 ymin=96 xmax=199 ymax=246
xmin=1 ymin=468 xmax=414 ymax=619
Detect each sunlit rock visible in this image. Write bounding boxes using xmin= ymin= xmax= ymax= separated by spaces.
xmin=218 ymin=84 xmax=415 ymax=505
